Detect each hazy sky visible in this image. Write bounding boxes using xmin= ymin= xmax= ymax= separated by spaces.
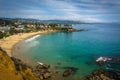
xmin=0 ymin=0 xmax=120 ymax=22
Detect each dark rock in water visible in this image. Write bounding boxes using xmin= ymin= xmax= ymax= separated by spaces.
xmin=62 ymin=67 xmax=78 ymax=73
xmin=96 ymin=60 xmax=105 ymax=66
xmin=54 ymin=66 xmax=78 ymax=73
xmin=36 ymin=64 xmax=50 ymax=69
xmin=85 ymin=69 xmax=120 ymax=80
xmin=95 ymin=56 xmax=112 ymax=66
xmin=107 ymin=57 xmax=120 ymax=64
xmin=63 ymin=69 xmax=73 ymax=77
xmin=92 ymin=69 xmax=105 ymax=75
xmin=55 ymin=66 xmax=78 ymax=77
xmin=107 ymin=70 xmax=120 ymax=79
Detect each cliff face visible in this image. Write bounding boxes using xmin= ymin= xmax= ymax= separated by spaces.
xmin=0 ymin=50 xmax=39 ymax=80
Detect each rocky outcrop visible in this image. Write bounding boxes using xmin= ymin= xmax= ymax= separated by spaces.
xmin=33 ymin=63 xmax=51 ymax=80
xmin=0 ymin=49 xmax=39 ymax=80
xmin=96 ymin=57 xmax=112 ymax=66
xmin=63 ymin=69 xmax=73 ymax=77
xmin=85 ymin=69 xmax=120 ymax=80
xmin=62 ymin=67 xmax=78 ymax=77
xmin=96 ymin=60 xmax=105 ymax=66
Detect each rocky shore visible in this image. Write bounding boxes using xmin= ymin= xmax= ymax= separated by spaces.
xmin=1 ymin=47 xmax=120 ymax=80
xmin=0 ymin=29 xmax=86 ymax=80
xmin=0 ymin=47 xmax=54 ymax=80
xmin=86 ymin=56 xmax=120 ymax=80
xmin=86 ymin=69 xmax=120 ymax=80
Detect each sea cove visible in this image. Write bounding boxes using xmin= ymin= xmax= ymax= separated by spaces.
xmin=1 ymin=0 xmax=120 ymax=80
xmin=13 ymin=23 xmax=120 ymax=80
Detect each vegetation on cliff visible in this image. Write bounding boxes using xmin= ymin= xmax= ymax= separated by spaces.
xmin=0 ymin=48 xmax=39 ymax=80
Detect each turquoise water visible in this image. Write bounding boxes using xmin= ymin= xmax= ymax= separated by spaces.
xmin=14 ymin=23 xmax=120 ymax=80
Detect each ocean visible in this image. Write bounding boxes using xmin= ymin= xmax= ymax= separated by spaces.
xmin=13 ymin=23 xmax=120 ymax=80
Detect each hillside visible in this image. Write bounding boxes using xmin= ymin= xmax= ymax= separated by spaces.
xmin=0 ymin=48 xmax=39 ymax=80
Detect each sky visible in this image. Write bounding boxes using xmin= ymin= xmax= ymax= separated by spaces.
xmin=0 ymin=0 xmax=120 ymax=22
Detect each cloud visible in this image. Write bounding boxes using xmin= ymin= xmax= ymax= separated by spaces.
xmin=38 ymin=0 xmax=102 ymax=22
xmin=0 ymin=0 xmax=120 ymax=22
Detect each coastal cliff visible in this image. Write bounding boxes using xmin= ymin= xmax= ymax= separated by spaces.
xmin=0 ymin=48 xmax=39 ymax=80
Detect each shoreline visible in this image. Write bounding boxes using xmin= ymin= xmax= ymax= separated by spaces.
xmin=0 ymin=30 xmax=58 ymax=57
xmin=0 ymin=29 xmax=120 ymax=80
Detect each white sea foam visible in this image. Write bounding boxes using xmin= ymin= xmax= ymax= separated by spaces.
xmin=37 ymin=62 xmax=44 ymax=65
xmin=96 ymin=56 xmax=112 ymax=62
xmin=25 ymin=35 xmax=40 ymax=42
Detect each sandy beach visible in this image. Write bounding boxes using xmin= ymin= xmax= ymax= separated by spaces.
xmin=0 ymin=30 xmax=57 ymax=57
